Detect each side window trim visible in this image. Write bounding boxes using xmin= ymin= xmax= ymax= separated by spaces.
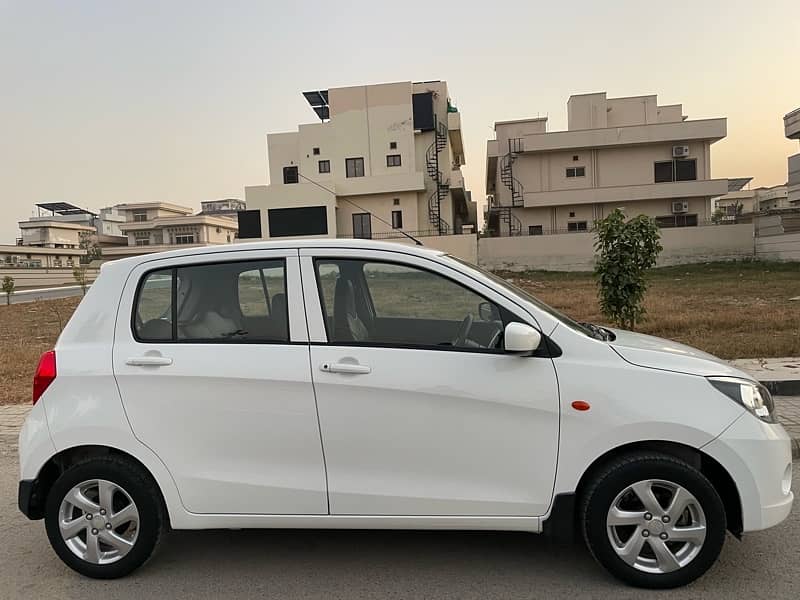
xmin=311 ymin=256 xmax=523 ymax=354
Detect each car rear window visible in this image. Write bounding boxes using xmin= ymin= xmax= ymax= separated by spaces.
xmin=133 ymin=260 xmax=289 ymax=343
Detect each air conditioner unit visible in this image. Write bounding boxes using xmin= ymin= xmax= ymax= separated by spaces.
xmin=672 ymin=145 xmax=690 ymax=158
xmin=672 ymin=201 xmax=689 ymax=214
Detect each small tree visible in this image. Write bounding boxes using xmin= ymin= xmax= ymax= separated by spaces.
xmin=73 ymin=232 xmax=102 ymax=296
xmin=1 ymin=275 xmax=14 ymax=305
xmin=73 ymin=265 xmax=89 ymax=296
xmin=594 ymin=209 xmax=662 ymax=330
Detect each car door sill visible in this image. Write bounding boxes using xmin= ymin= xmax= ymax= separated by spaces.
xmin=169 ymin=512 xmax=542 ymax=533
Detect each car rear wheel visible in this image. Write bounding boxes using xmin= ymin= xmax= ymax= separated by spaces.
xmin=44 ymin=455 xmax=165 ymax=578
xmin=580 ymin=452 xmax=726 ymax=588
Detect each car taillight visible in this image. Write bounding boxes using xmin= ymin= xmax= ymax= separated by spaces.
xmin=33 ymin=350 xmax=56 ymax=405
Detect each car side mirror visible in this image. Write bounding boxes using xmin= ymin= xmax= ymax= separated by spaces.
xmin=503 ymin=322 xmax=542 ymax=355
xmin=478 ymin=301 xmax=500 ymax=321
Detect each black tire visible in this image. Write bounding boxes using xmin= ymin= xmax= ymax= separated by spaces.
xmin=44 ymin=455 xmax=166 ymax=579
xmin=580 ymin=452 xmax=726 ymax=589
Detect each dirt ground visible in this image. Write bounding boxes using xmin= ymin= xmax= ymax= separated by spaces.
xmin=1 ymin=261 xmax=798 ymax=405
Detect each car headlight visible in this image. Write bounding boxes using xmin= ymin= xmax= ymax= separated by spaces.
xmin=707 ymin=376 xmax=776 ymax=423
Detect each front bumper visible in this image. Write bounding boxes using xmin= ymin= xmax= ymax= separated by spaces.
xmin=702 ymin=412 xmax=793 ymax=532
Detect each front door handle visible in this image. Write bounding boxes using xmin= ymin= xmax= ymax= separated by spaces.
xmin=126 ymin=356 xmax=173 ymax=367
xmin=320 ymin=362 xmax=371 ymax=375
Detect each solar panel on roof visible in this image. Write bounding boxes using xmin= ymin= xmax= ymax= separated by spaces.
xmin=35 ymin=202 xmax=97 ymax=216
xmin=302 ymin=89 xmax=330 ymax=121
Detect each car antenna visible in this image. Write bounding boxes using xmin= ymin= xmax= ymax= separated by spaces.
xmin=297 ymin=171 xmax=424 ymax=246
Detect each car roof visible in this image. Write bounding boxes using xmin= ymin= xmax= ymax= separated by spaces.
xmin=103 ymin=239 xmax=448 ymax=272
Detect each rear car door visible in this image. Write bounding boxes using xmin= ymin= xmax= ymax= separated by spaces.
xmin=113 ymin=249 xmax=328 ymax=515
xmin=300 ymin=248 xmax=560 ymax=517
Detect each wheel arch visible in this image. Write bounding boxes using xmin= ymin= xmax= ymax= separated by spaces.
xmin=574 ymin=440 xmax=743 ymax=537
xmin=23 ymin=444 xmax=171 ymax=528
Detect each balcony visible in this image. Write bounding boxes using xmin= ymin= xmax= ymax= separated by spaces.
xmin=450 ymin=169 xmax=465 ymax=190
xmin=785 ymin=108 xmax=800 ymax=140
xmin=448 ymin=111 xmax=464 ymax=165
xmin=522 ymin=179 xmax=729 ymax=208
xmin=518 ymin=118 xmax=727 ymax=153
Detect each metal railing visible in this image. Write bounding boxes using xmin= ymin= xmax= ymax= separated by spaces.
xmin=336 ymin=229 xmax=451 ymax=241
xmin=484 ymin=218 xmax=745 ymax=238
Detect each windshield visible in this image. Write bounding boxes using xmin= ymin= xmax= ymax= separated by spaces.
xmin=445 ymin=256 xmax=597 ymax=338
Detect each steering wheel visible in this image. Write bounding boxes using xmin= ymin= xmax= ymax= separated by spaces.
xmin=452 ymin=313 xmax=474 ymax=347
xmin=487 ymin=324 xmax=504 ymax=349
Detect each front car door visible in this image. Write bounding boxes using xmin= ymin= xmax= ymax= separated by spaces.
xmin=113 ymin=249 xmax=328 ymax=515
xmin=300 ymin=248 xmax=560 ymax=516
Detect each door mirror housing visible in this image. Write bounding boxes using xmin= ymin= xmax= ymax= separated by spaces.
xmin=504 ymin=322 xmax=542 ymax=355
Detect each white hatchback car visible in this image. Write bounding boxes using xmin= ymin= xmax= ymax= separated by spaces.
xmin=18 ymin=240 xmax=792 ymax=587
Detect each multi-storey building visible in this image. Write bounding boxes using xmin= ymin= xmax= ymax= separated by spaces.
xmin=715 ymin=182 xmax=789 ymax=216
xmin=242 ymin=80 xmax=474 ymax=241
xmin=785 ymin=107 xmax=800 ymax=206
xmin=486 ymin=92 xmax=728 ymax=236
xmin=199 ymin=198 xmax=246 ymax=218
xmin=115 ymin=202 xmax=238 ymax=247
xmin=17 ymin=203 xmax=126 ymax=248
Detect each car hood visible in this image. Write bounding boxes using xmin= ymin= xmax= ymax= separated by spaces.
xmin=608 ymin=328 xmax=752 ymax=379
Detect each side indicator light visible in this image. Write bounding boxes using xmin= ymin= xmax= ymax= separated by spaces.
xmin=571 ymin=400 xmax=591 ymax=411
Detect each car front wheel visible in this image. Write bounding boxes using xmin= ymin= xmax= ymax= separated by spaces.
xmin=581 ymin=452 xmax=726 ymax=588
xmin=44 ymin=455 xmax=165 ymax=578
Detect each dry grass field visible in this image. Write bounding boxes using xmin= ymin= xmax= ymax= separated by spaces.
xmin=1 ymin=261 xmax=798 ymax=405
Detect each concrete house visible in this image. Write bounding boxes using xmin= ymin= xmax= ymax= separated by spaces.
xmin=242 ymin=80 xmax=476 ymax=241
xmin=486 ymin=93 xmax=728 ymax=236
xmin=115 ymin=202 xmax=238 ymax=247
xmin=785 ymin=107 xmax=800 ymax=206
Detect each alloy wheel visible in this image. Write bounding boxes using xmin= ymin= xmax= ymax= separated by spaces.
xmin=58 ymin=479 xmax=140 ymax=565
xmin=606 ymin=479 xmax=707 ymax=574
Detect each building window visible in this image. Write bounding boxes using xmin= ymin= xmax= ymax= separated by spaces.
xmin=345 ymin=157 xmax=365 ymax=178
xmin=675 ymin=159 xmax=697 ymax=181
xmin=135 ymin=239 xmax=150 ymax=247
xmin=655 ymin=214 xmax=699 ymax=228
xmin=283 ymin=166 xmax=299 ymax=184
xmin=318 ymin=160 xmax=330 ymax=174
xmin=174 ymin=234 xmax=196 ymax=245
xmin=566 ymin=167 xmax=586 ymax=178
xmin=386 ymin=154 xmax=402 ymax=167
xmin=133 ymin=211 xmax=147 ymax=222
xmin=312 ymin=147 xmax=320 ymax=156
xmin=654 ymin=159 xmax=697 ymax=183
xmin=572 ymin=155 xmax=579 ymax=161
xmin=528 ymin=225 xmax=543 ymax=236
xmin=133 ymin=231 xmax=150 ymax=246
xmin=567 ymin=221 xmax=588 ymax=232
xmin=569 ymin=211 xmax=575 ymax=218
xmin=392 ymin=210 xmax=403 ymax=229
xmin=352 ymin=213 xmax=371 ymax=239
xmin=393 ymin=198 xmax=400 ymax=206
xmin=390 ymin=141 xmax=397 ymax=149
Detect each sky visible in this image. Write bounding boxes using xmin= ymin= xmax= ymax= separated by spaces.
xmin=1 ymin=0 xmax=798 ymax=243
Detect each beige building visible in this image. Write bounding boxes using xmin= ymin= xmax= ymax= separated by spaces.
xmin=115 ymin=202 xmax=238 ymax=247
xmin=243 ymin=80 xmax=475 ymax=241
xmin=715 ymin=181 xmax=789 ymax=217
xmin=485 ymin=92 xmax=728 ymax=236
xmin=785 ymin=107 xmax=800 ymax=206
xmin=17 ymin=202 xmax=127 ymax=248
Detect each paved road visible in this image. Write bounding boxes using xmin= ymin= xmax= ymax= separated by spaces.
xmin=0 ymin=430 xmax=797 ymax=599
xmin=2 ymin=285 xmax=86 ymax=305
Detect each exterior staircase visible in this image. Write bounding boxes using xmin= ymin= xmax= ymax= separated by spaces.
xmin=425 ymin=119 xmax=451 ymax=235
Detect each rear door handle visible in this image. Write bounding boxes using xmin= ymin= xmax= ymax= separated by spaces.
xmin=320 ymin=362 xmax=371 ymax=375
xmin=126 ymin=356 xmax=173 ymax=367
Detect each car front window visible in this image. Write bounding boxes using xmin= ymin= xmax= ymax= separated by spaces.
xmin=445 ymin=256 xmax=596 ymax=338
